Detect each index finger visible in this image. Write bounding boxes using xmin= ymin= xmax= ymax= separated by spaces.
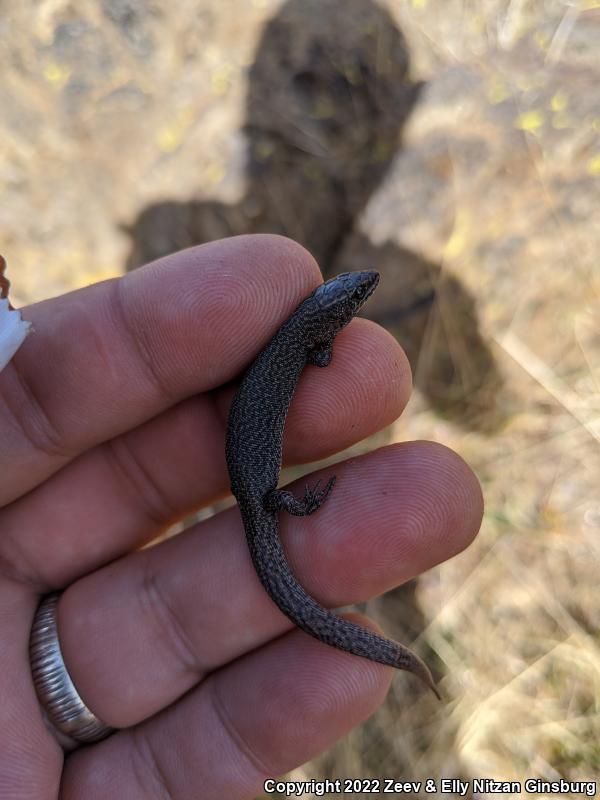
xmin=0 ymin=235 xmax=321 ymax=504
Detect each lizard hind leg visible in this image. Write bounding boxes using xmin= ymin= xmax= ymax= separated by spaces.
xmin=264 ymin=476 xmax=336 ymax=516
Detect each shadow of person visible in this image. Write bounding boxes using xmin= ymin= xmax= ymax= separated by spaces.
xmin=126 ymin=0 xmax=419 ymax=271
xmin=125 ymin=0 xmax=504 ymax=433
xmin=123 ymin=0 xmax=500 ymax=776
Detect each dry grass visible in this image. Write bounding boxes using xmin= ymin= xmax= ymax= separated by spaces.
xmin=2 ymin=0 xmax=599 ymax=794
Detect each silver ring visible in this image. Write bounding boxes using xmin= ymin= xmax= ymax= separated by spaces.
xmin=29 ymin=592 xmax=115 ymax=749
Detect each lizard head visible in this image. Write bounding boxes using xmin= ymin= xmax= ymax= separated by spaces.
xmin=311 ymin=270 xmax=380 ymax=330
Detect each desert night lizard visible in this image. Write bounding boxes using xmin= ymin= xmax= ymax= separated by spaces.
xmin=225 ymin=270 xmax=439 ymax=697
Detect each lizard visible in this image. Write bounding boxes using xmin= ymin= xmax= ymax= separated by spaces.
xmin=225 ymin=270 xmax=439 ymax=697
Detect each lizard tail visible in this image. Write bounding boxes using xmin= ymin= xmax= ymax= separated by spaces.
xmin=250 ymin=529 xmax=440 ymax=700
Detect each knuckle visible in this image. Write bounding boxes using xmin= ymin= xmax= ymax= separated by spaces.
xmin=110 ymin=279 xmax=175 ymax=404
xmin=140 ymin=565 xmax=200 ymax=679
xmin=131 ymin=727 xmax=175 ymax=800
xmin=105 ymin=435 xmax=175 ymax=528
xmin=209 ymin=680 xmax=274 ymax=781
xmin=2 ymin=359 xmax=70 ymax=460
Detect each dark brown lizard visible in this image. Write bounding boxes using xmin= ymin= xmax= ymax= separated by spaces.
xmin=225 ymin=271 xmax=439 ymax=697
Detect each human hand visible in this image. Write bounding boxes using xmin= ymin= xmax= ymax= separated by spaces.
xmin=0 ymin=235 xmax=482 ymax=799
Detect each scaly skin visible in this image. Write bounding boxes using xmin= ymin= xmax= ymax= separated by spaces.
xmin=225 ymin=271 xmax=439 ymax=698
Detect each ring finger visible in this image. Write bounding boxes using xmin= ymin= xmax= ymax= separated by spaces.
xmin=55 ymin=441 xmax=482 ymax=728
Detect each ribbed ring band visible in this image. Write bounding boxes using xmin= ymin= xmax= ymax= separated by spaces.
xmin=29 ymin=592 xmax=114 ymax=747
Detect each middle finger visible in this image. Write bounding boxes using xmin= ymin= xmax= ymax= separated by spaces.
xmin=0 ymin=319 xmax=408 ymax=588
